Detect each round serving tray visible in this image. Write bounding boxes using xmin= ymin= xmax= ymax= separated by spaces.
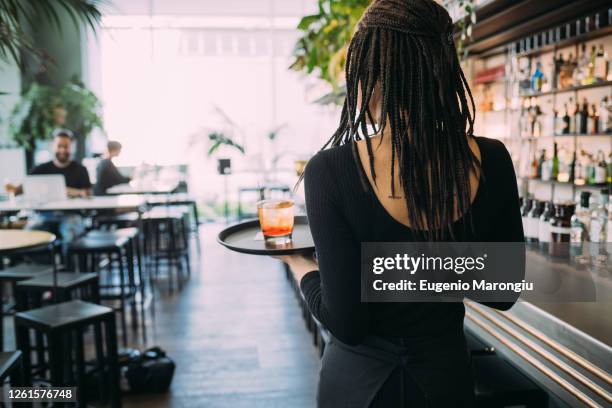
xmin=217 ymin=215 xmax=315 ymax=255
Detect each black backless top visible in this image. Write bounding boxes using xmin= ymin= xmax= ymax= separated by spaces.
xmin=300 ymin=136 xmax=524 ymax=346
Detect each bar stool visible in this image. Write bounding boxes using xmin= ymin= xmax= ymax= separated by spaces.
xmin=15 ymin=272 xmax=100 ymax=310
xmin=15 ymin=300 xmax=121 ymax=407
xmin=68 ymin=233 xmax=137 ymax=346
xmin=143 ymin=208 xmax=191 ymax=291
xmin=0 ymin=263 xmax=54 ymax=313
xmin=0 ymin=351 xmax=25 ymax=388
xmin=88 ymin=228 xmax=148 ymax=340
xmin=93 ymin=211 xmax=140 ymax=229
xmin=146 ymin=198 xmax=201 ymax=252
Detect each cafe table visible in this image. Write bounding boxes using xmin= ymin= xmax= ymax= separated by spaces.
xmin=0 ymin=229 xmax=57 ymax=351
xmin=0 ymin=229 xmax=56 ymax=257
xmin=0 ymin=195 xmax=148 ymax=283
xmin=0 ymin=195 xmax=147 ymax=213
xmin=106 ymin=182 xmax=179 ymax=196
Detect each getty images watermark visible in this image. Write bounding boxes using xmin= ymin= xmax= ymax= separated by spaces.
xmin=361 ymin=242 xmax=609 ymax=303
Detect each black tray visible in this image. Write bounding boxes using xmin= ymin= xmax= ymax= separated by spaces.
xmin=217 ymin=215 xmax=315 ymax=255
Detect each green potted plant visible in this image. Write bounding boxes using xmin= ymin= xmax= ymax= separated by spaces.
xmin=8 ymin=78 xmax=103 ymax=166
xmin=206 ymin=132 xmax=245 ymax=157
xmin=290 ymin=0 xmax=476 ymax=105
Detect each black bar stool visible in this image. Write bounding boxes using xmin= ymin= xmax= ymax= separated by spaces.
xmin=0 ymin=263 xmax=54 ymax=314
xmin=143 ymin=208 xmax=191 ymax=291
xmin=68 ymin=232 xmax=138 ymax=346
xmin=86 ymin=228 xmax=147 ymax=344
xmin=15 ymin=272 xmax=100 ymax=310
xmin=0 ymin=351 xmax=25 ymax=388
xmin=14 ymin=300 xmax=121 ymax=408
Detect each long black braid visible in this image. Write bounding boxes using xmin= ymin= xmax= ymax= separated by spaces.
xmin=311 ymin=0 xmax=480 ymax=241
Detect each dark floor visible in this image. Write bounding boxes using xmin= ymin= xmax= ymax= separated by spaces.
xmin=122 ymin=223 xmax=320 ymax=407
xmin=2 ymin=223 xmax=320 ymax=407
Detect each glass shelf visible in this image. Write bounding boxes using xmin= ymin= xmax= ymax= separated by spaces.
xmin=519 ymin=81 xmax=612 ymax=98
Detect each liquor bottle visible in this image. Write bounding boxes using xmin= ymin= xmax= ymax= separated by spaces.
xmin=574 ymin=155 xmax=584 ymax=185
xmin=574 ymin=44 xmax=588 ymax=85
xmin=533 ymin=103 xmax=543 ymax=137
xmin=584 ymin=151 xmax=596 ymax=184
xmin=537 ymin=149 xmax=546 ymax=178
xmin=580 ymin=99 xmax=589 ymax=134
xmin=552 ymin=109 xmax=560 ymax=136
xmin=601 ymin=96 xmax=611 ymax=133
xmin=530 ymin=151 xmax=539 ymax=179
xmin=541 ymin=150 xmax=552 ymax=181
xmin=526 ymin=201 xmax=544 ymax=244
xmin=569 ymin=150 xmax=577 ymax=182
xmin=589 ymin=104 xmax=599 ymax=134
xmin=608 ymin=152 xmax=612 ymax=184
xmin=595 ymin=150 xmax=607 ymax=184
xmin=594 ymin=44 xmax=608 ymax=82
xmin=550 ymin=203 xmax=575 ymax=258
xmin=552 ymin=143 xmax=560 ymax=180
xmin=559 ymin=53 xmax=575 ymax=89
xmin=521 ymin=198 xmax=533 ymax=237
xmin=569 ymin=97 xmax=577 ymax=134
xmin=531 ymin=61 xmax=545 ymax=92
xmin=557 ymin=146 xmax=570 ymax=183
xmin=553 ymin=53 xmax=564 ymax=90
xmin=561 ymin=103 xmax=570 ymax=134
xmin=570 ymin=191 xmax=592 ymax=262
xmin=590 ymin=189 xmax=609 ymax=244
xmin=584 ymin=45 xmax=597 ymax=85
xmin=539 ymin=201 xmax=555 ymax=252
xmin=519 ymin=59 xmax=532 ymax=93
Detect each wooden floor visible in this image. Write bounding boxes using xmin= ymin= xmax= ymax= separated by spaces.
xmin=122 ymin=223 xmax=320 ymax=407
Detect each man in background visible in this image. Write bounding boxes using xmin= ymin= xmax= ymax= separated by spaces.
xmin=5 ymin=129 xmax=91 ymax=251
xmin=6 ymin=129 xmax=92 ymax=197
xmin=94 ymin=140 xmax=131 ymax=195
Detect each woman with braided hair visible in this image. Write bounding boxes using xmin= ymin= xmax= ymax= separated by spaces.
xmin=277 ymin=0 xmax=524 ymax=406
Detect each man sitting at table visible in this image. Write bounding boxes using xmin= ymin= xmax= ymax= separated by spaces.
xmin=94 ymin=140 xmax=131 ymax=195
xmin=5 ymin=129 xmax=91 ymax=250
xmin=6 ymin=129 xmax=92 ymax=198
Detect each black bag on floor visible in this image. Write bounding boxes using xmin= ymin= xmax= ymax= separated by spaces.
xmin=124 ymin=346 xmax=176 ymax=393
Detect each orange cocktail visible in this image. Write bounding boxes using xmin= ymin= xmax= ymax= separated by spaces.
xmin=257 ymin=199 xmax=295 ymax=243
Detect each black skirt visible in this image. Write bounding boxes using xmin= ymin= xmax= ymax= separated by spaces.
xmin=317 ymin=330 xmax=475 ymax=408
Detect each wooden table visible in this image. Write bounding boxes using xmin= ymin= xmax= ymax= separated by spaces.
xmin=0 ymin=229 xmax=58 ymax=345
xmin=0 ymin=230 xmax=56 ymax=255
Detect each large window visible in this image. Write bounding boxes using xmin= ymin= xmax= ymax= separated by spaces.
xmin=90 ymin=2 xmax=339 ymax=198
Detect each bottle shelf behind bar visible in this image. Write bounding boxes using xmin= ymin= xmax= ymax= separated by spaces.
xmin=520 ymin=177 xmax=610 ymax=189
xmin=470 ymin=14 xmax=612 ymax=202
xmin=499 ymin=133 xmax=612 ymax=141
xmin=519 ymin=80 xmax=612 ymax=98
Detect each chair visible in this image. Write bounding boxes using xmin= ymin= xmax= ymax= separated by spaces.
xmin=0 ymin=263 xmax=54 ymax=313
xmin=0 ymin=351 xmax=25 ymax=388
xmin=15 ymin=272 xmax=100 ymax=310
xmin=68 ymin=232 xmax=141 ymax=346
xmin=85 ymin=228 xmax=149 ymax=340
xmin=143 ymin=208 xmax=191 ymax=291
xmin=15 ymin=300 xmax=121 ymax=407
